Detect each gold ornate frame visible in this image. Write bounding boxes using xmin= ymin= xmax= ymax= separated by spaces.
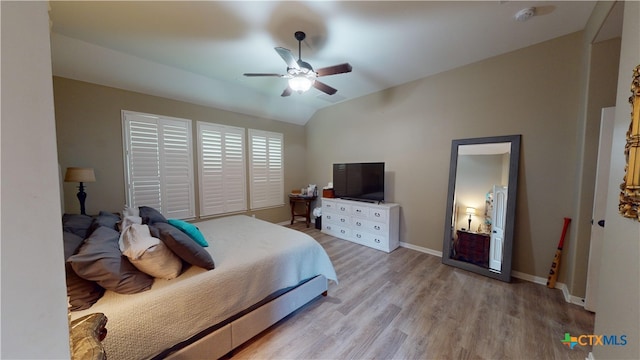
xmin=620 ymin=65 xmax=640 ymax=220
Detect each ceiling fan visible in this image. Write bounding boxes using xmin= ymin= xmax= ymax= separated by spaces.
xmin=244 ymin=31 xmax=353 ymax=97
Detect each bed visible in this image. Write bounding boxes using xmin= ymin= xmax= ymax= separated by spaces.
xmin=67 ymin=214 xmax=338 ymax=360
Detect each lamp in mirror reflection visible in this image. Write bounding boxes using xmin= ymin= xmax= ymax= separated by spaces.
xmin=64 ymin=167 xmax=95 ymax=215
xmin=466 ymin=207 xmax=476 ymax=231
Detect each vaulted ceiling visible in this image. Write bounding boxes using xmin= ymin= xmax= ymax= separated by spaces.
xmin=49 ymin=1 xmax=601 ymax=125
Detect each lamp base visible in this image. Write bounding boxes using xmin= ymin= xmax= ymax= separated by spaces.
xmin=77 ymin=182 xmax=87 ymax=215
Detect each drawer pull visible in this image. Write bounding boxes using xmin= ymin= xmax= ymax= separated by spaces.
xmin=327 ymin=215 xmax=332 ymax=220
xmin=375 ymin=238 xmax=381 ymax=243
xmin=327 ymin=226 xmax=332 ymax=230
xmin=356 ymin=221 xmax=362 ymax=226
xmin=374 ymin=225 xmax=381 ymax=230
xmin=340 ymin=206 xmax=346 ymax=211
xmin=340 ymin=218 xmax=346 ymax=222
xmin=356 ymin=209 xmax=362 ymax=213
xmin=374 ymin=212 xmax=381 ymax=217
xmin=340 ymin=229 xmax=346 ymax=234
xmin=356 ymin=234 xmax=362 ymax=238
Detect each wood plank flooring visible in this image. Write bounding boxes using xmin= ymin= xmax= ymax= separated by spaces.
xmin=228 ymin=224 xmax=594 ymax=359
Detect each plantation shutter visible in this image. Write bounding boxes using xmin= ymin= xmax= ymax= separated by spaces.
xmin=123 ymin=111 xmax=195 ymax=219
xmin=197 ymin=122 xmax=247 ymax=216
xmin=249 ymin=129 xmax=284 ymax=209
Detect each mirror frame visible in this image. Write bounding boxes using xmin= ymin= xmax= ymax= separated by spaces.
xmin=442 ymin=134 xmax=521 ymax=282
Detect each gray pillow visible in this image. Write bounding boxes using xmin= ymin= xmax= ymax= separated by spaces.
xmin=62 ymin=214 xmax=93 ymax=238
xmin=63 ymin=231 xmax=104 ymax=310
xmin=139 ymin=206 xmax=168 ymax=225
xmin=68 ymin=226 xmax=153 ymax=294
xmin=63 ymin=230 xmax=86 ymax=260
xmin=66 ymin=263 xmax=105 ymax=311
xmin=88 ymin=211 xmax=121 ymax=235
xmin=149 ymin=222 xmax=215 ymax=270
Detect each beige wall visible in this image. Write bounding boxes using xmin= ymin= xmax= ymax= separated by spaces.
xmin=593 ymin=0 xmax=640 ymax=358
xmin=306 ymin=32 xmax=585 ymax=280
xmin=1 ymin=2 xmax=71 ymax=358
xmin=568 ymin=15 xmax=622 ymax=299
xmin=54 ymin=77 xmax=308 ymax=224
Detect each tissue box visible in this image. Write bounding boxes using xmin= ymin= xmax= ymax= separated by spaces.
xmin=322 ymin=189 xmax=335 ymax=198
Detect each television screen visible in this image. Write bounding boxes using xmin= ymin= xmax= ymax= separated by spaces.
xmin=333 ymin=162 xmax=385 ymax=202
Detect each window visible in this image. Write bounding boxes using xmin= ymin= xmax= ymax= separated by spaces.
xmin=122 ymin=110 xmax=195 ymax=219
xmin=197 ymin=122 xmax=247 ymax=216
xmin=249 ymin=129 xmax=284 ymax=209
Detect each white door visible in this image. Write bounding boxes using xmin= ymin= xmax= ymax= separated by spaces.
xmin=489 ymin=185 xmax=508 ymax=271
xmin=585 ymin=107 xmax=616 ymax=312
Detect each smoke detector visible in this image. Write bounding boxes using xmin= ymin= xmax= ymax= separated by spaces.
xmin=515 ymin=7 xmax=536 ymax=22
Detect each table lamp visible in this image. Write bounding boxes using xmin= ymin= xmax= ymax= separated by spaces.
xmin=466 ymin=207 xmax=476 ymax=231
xmin=64 ymin=167 xmax=96 ymax=215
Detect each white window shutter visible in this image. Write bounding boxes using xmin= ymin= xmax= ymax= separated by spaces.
xmin=197 ymin=122 xmax=246 ymax=216
xmin=123 ymin=111 xmax=194 ymax=219
xmin=249 ymin=129 xmax=284 ymax=209
xmin=160 ymin=120 xmax=194 ymax=219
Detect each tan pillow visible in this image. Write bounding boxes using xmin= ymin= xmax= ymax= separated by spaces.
xmin=122 ymin=223 xmax=182 ymax=280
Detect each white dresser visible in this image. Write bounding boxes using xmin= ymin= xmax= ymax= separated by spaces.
xmin=321 ymin=197 xmax=400 ymax=253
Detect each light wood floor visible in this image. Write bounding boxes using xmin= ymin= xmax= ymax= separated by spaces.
xmin=229 ymin=223 xmax=595 ymax=359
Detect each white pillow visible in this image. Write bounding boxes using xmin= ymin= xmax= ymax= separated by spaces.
xmin=122 ymin=204 xmax=140 ymax=218
xmin=121 ymin=223 xmax=182 ymax=280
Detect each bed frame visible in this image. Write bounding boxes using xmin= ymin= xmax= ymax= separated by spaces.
xmin=162 ymin=274 xmax=328 ymax=359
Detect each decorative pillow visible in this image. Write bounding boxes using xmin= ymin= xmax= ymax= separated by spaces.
xmin=139 ymin=206 xmax=168 ymax=225
xmin=63 ymin=231 xmax=105 ymax=311
xmin=62 ymin=214 xmax=93 ymax=239
xmin=149 ymin=222 xmax=215 ymax=270
xmin=167 ymin=219 xmax=208 ymax=247
xmin=68 ymin=226 xmax=154 ymax=294
xmin=88 ymin=211 xmax=121 ymax=235
xmin=121 ymin=223 xmax=182 ymax=280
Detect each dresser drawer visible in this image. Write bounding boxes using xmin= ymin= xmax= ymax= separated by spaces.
xmin=324 ymin=212 xmax=348 ymax=225
xmin=324 ymin=223 xmax=350 ymax=238
xmin=322 ymin=199 xmax=338 ymax=212
xmin=353 ymin=230 xmax=388 ymax=250
xmin=335 ymin=202 xmax=351 ymax=215
xmin=329 ymin=214 xmax=349 ymax=226
xmin=351 ymin=204 xmax=370 ymax=218
xmin=353 ymin=218 xmax=388 ymax=235
xmin=369 ymin=208 xmax=388 ymax=222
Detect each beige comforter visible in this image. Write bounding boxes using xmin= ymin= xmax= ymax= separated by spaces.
xmin=71 ymin=215 xmax=337 ymax=360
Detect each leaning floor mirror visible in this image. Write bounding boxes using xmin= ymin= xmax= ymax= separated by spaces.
xmin=442 ymin=135 xmax=521 ymax=282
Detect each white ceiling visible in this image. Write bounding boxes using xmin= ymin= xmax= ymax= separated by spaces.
xmin=49 ymin=1 xmax=600 ymax=125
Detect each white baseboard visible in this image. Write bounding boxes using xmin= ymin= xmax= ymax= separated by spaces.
xmin=399 ymin=242 xmax=442 ymax=258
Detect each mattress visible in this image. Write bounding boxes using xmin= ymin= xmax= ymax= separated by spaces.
xmin=70 ymin=215 xmax=337 ymax=360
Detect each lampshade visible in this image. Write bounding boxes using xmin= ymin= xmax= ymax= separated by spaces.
xmin=288 ymin=75 xmax=314 ymax=92
xmin=64 ymin=167 xmax=96 ymax=183
xmin=465 ymin=207 xmax=476 ymax=215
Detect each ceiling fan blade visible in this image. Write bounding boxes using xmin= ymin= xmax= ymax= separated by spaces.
xmin=275 ymin=47 xmax=300 ymax=70
xmin=316 ymin=63 xmax=353 ymax=77
xmin=313 ymin=80 xmax=337 ymax=95
xmin=281 ymin=86 xmax=292 ymax=97
xmin=243 ymin=73 xmax=284 ymax=77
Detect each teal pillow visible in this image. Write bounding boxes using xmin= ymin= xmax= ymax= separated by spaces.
xmin=167 ymin=219 xmax=208 ymax=247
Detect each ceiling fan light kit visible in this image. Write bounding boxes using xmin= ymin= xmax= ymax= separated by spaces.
xmin=244 ymin=31 xmax=352 ymax=97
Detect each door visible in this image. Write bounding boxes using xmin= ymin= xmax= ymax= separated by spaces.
xmin=584 ymin=107 xmax=616 ymax=312
xmin=489 ymin=185 xmax=507 ymax=271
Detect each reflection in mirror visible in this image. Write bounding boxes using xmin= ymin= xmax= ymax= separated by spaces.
xmin=442 ymin=135 xmax=521 ymax=282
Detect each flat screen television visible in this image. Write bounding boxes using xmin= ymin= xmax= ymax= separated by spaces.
xmin=332 ymin=162 xmax=385 ymax=202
